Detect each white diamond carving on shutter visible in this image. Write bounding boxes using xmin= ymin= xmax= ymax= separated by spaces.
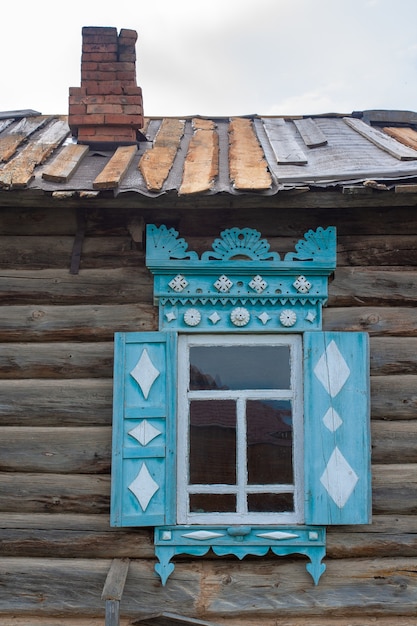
xmin=304 ymin=331 xmax=371 ymax=525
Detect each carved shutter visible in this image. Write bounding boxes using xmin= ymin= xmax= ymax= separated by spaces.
xmin=304 ymin=331 xmax=371 ymax=525
xmin=111 ymin=331 xmax=177 ymax=527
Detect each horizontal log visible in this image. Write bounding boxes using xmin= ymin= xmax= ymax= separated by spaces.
xmin=323 ymin=306 xmax=417 ymax=336
xmin=0 ymin=304 xmax=157 ymax=341
xmin=370 ymin=336 xmax=417 ymax=374
xmin=336 ymin=234 xmax=417 ymax=266
xmin=0 ymin=342 xmax=114 ymax=378
xmin=1 ymin=555 xmax=417 ymax=618
xmin=0 ymin=513 xmax=414 ymax=561
xmin=371 ymin=375 xmax=417 ymax=420
xmin=372 ymin=463 xmax=417 ymax=514
xmin=0 ymin=473 xmax=110 ymax=514
xmin=0 ymin=236 xmax=143 ymax=269
xmin=329 ymin=268 xmax=417 ymax=306
xmin=0 ymin=379 xmax=113 ymax=426
xmin=0 ymin=268 xmax=152 ymax=305
xmin=372 ymin=421 xmax=417 ymax=463
xmin=0 ymin=427 xmax=112 ymax=473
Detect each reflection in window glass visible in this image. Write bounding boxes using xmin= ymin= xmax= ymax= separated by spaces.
xmin=247 ymin=493 xmax=294 ymax=513
xmin=190 ymin=345 xmax=291 ymax=390
xmin=190 ymin=493 xmax=236 ymax=513
xmin=189 ymin=400 xmax=236 ymax=485
xmin=246 ymin=400 xmax=293 ymax=485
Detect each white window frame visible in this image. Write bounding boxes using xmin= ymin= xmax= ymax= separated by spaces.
xmin=177 ymin=333 xmax=304 ymax=525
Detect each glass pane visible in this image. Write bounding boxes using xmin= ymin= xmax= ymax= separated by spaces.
xmin=246 ymin=400 xmax=293 ymax=485
xmin=190 ymin=493 xmax=236 ymax=513
xmin=190 ymin=345 xmax=291 ymax=390
xmin=189 ymin=400 xmax=236 ymax=484
xmin=247 ymin=492 xmax=294 ymax=513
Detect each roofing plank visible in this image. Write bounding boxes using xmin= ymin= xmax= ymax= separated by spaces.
xmin=138 ymin=118 xmax=185 ymax=192
xmin=229 ymin=117 xmax=272 ymax=190
xmin=262 ymin=118 xmax=308 ymax=165
xmin=93 ymin=145 xmax=137 ymax=190
xmin=0 ymin=116 xmax=50 ymax=162
xmin=383 ymin=127 xmax=417 ymax=152
xmin=0 ymin=119 xmax=69 ymax=189
xmin=343 ymin=117 xmax=417 ymax=161
xmin=179 ymin=119 xmax=219 ymax=194
xmin=42 ymin=143 xmax=89 ymax=183
xmin=293 ymin=118 xmax=328 ymax=148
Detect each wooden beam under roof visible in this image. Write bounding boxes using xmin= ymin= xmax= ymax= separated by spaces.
xmin=139 ymin=118 xmax=185 ymax=192
xmin=383 ymin=127 xmax=417 ymax=152
xmin=93 ymin=145 xmax=137 ymax=190
xmin=229 ymin=117 xmax=272 ymax=190
xmin=179 ymin=119 xmax=219 ymax=194
xmin=0 ymin=119 xmax=69 ymax=188
xmin=42 ymin=143 xmax=89 ymax=183
xmin=344 ymin=117 xmax=417 ymax=160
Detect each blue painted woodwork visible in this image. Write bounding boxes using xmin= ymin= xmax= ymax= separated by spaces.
xmin=304 ymin=331 xmax=371 ymax=525
xmin=154 ymin=526 xmax=326 ymax=586
xmin=146 ymin=225 xmax=336 ymax=332
xmin=110 ymin=225 xmax=371 ymax=585
xmin=111 ymin=331 xmax=177 ymax=527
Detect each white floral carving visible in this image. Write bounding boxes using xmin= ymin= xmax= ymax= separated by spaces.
xmin=214 ymin=274 xmax=233 ymax=293
xmin=168 ymin=274 xmax=188 ymax=292
xmin=184 ymin=308 xmax=201 ymax=326
xmin=293 ymin=275 xmax=312 ymax=293
xmin=230 ymin=307 xmax=250 ymax=326
xmin=249 ymin=274 xmax=268 ymax=293
xmin=279 ymin=309 xmax=297 ymax=327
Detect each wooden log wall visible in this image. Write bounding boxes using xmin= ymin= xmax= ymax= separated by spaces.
xmin=0 ymin=201 xmax=417 ymax=625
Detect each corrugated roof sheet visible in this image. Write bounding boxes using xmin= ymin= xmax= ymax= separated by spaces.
xmin=1 ymin=111 xmax=417 ymax=197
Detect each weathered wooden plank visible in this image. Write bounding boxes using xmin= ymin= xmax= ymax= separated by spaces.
xmin=0 ymin=473 xmax=110 ymax=513
xmin=0 ymin=267 xmax=152 ymax=304
xmin=0 ymin=304 xmax=156 ymax=341
xmin=328 ymin=267 xmax=417 ymax=306
xmin=0 ymin=119 xmax=69 ymax=188
xmin=0 ymin=379 xmax=113 ymax=426
xmin=93 ymin=145 xmax=137 ymax=190
xmin=0 ymin=342 xmax=114 ymax=378
xmin=293 ymin=118 xmax=328 ymax=148
xmin=373 ymin=463 xmax=417 ymax=514
xmin=370 ymin=337 xmax=417 ymax=374
xmin=344 ymin=117 xmax=417 ymax=160
xmin=0 ymin=116 xmax=49 ymax=162
xmin=0 ymin=426 xmax=111 ymax=473
xmin=179 ymin=119 xmax=219 ymax=195
xmin=336 ymin=234 xmax=417 ymax=266
xmin=102 ymin=558 xmax=130 ymax=600
xmin=1 ymin=556 xmax=417 ymax=618
xmin=262 ymin=118 xmax=308 ymax=165
xmin=42 ymin=143 xmax=89 ymax=182
xmin=383 ymin=126 xmax=417 ymax=151
xmin=139 ymin=119 xmax=185 ymax=191
xmin=229 ymin=118 xmax=272 ymax=190
xmin=324 ymin=306 xmax=417 ymax=336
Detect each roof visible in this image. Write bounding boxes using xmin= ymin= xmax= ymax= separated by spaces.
xmin=1 ymin=109 xmax=417 ymax=198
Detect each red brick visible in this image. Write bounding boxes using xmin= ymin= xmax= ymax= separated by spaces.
xmin=81 ymin=70 xmax=117 ymax=81
xmin=69 ymin=114 xmax=105 ymax=126
xmin=85 ymin=81 xmax=124 ymax=95
xmin=82 ymin=43 xmax=118 ymax=54
xmin=100 ymin=62 xmax=135 ymax=72
xmin=118 ymin=52 xmax=136 ymax=63
xmin=86 ymin=103 xmax=124 ymax=114
xmin=121 ymin=85 xmax=142 ymax=96
xmin=119 ymin=29 xmax=137 ymax=41
xmin=82 ymin=26 xmax=117 ymax=37
xmin=122 ymin=105 xmax=143 ymax=115
xmin=105 ymin=113 xmax=143 ymax=126
xmin=77 ymin=126 xmax=98 ymax=137
xmin=82 ymin=52 xmax=117 ymax=62
xmin=116 ymin=71 xmax=136 ymax=82
xmin=68 ymin=103 xmax=87 ymax=115
xmin=81 ymin=62 xmax=99 ymax=71
xmin=69 ymin=86 xmax=87 ymax=97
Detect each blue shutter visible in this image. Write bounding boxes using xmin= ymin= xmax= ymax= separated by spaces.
xmin=111 ymin=331 xmax=177 ymax=527
xmin=304 ymin=331 xmax=371 ymax=525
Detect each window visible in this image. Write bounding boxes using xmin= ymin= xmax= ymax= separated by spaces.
xmin=110 ymin=224 xmax=371 ymax=585
xmin=177 ymin=334 xmax=303 ymax=525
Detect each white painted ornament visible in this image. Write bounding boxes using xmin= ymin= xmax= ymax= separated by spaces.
xmin=184 ymin=308 xmax=201 ymax=326
xmin=280 ymin=309 xmax=297 ymax=327
xmin=230 ymin=307 xmax=250 ymax=326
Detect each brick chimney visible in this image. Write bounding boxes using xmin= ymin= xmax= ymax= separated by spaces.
xmin=68 ymin=26 xmax=144 ymax=148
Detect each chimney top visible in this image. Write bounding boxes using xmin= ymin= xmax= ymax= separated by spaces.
xmin=68 ymin=26 xmax=144 ymax=149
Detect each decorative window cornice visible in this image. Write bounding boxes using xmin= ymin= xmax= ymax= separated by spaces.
xmin=146 ymin=225 xmax=336 ymax=332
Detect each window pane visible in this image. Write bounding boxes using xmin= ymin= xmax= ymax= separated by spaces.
xmin=247 ymin=492 xmax=294 ymax=513
xmin=190 ymin=493 xmax=236 ymax=513
xmin=247 ymin=400 xmax=293 ymax=485
xmin=190 ymin=345 xmax=291 ymax=390
xmin=189 ymin=400 xmax=236 ymax=484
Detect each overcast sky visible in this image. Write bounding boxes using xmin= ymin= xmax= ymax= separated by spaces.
xmin=2 ymin=0 xmax=417 ymax=118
